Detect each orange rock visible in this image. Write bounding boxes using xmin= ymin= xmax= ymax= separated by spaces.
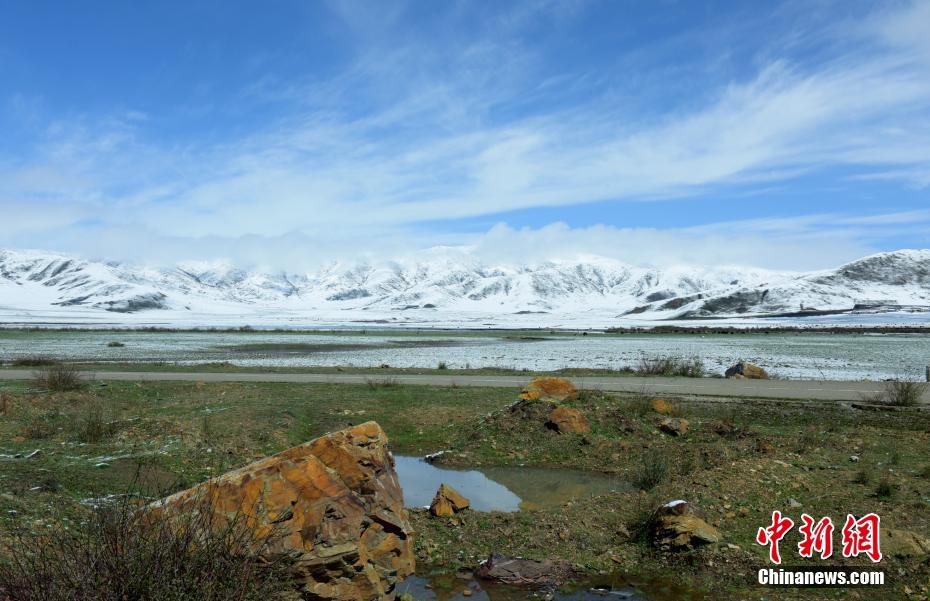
xmin=430 ymin=484 xmax=470 ymax=517
xmin=519 ymin=377 xmax=577 ymax=402
xmin=547 ymin=406 xmax=591 ymax=434
xmin=148 ymin=421 xmax=414 ymax=600
xmin=650 ymin=399 xmax=676 ymax=415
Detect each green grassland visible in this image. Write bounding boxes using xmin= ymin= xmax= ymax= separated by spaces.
xmin=1 ymin=376 xmax=928 ymax=599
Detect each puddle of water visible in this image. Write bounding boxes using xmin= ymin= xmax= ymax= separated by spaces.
xmin=398 ymin=573 xmax=704 ymax=600
xmin=395 ymin=456 xmax=628 ymax=512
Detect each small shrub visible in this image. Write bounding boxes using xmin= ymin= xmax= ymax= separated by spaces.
xmin=200 ymin=413 xmax=215 ymax=444
xmin=75 ymin=401 xmax=118 ymax=443
xmin=853 ymin=468 xmax=872 ymax=485
xmin=883 ymin=380 xmax=926 ymax=407
xmin=436 ymin=361 xmax=448 ymax=370
xmin=795 ymin=426 xmax=821 ymax=453
xmin=863 ymin=379 xmax=927 ymax=407
xmin=875 ymin=479 xmax=897 ymax=500
xmin=919 ymin=464 xmax=930 ymax=479
xmin=0 ymin=391 xmax=8 ymax=415
xmin=106 ymin=341 xmax=126 ymax=348
xmin=890 ymin=449 xmax=901 ymax=466
xmin=32 ymin=364 xmax=84 ymax=392
xmin=12 ymin=357 xmax=59 ymax=367
xmin=636 ymin=355 xmax=704 ymax=378
xmin=633 ymin=449 xmax=670 ymax=491
xmin=0 ymin=495 xmax=293 ymax=601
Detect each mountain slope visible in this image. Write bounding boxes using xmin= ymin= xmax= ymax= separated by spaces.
xmin=1 ymin=248 xmax=928 ymax=326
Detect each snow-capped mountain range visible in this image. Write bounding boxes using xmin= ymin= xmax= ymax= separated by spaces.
xmin=1 ymin=248 xmax=929 ymax=328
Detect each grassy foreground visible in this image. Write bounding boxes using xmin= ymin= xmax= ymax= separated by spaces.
xmin=0 ymin=376 xmax=928 ymax=600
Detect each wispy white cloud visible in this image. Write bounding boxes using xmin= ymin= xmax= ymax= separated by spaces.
xmin=1 ymin=0 xmax=929 ymax=267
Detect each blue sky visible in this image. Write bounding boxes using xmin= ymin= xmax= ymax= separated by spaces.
xmin=1 ymin=0 xmax=929 ymax=270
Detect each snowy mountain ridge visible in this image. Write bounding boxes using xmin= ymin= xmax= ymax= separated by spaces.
xmin=1 ymin=248 xmax=928 ymax=327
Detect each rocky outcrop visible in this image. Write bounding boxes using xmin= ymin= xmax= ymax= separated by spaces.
xmin=651 ymin=500 xmax=720 ymax=550
xmin=547 ymin=406 xmax=591 ymax=434
xmin=430 ymin=484 xmax=470 ymax=518
xmin=148 ymin=421 xmax=414 ymax=601
xmin=725 ymin=362 xmax=770 ymax=379
xmin=882 ymin=528 xmax=930 ymax=558
xmin=519 ymin=377 xmax=577 ymax=402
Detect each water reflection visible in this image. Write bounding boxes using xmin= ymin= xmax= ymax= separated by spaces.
xmin=394 ymin=456 xmax=628 ymax=512
xmin=398 ymin=573 xmax=705 ymax=600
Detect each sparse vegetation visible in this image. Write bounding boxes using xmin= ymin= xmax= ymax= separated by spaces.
xmin=32 ymin=364 xmax=84 ymax=392
xmin=365 ymin=376 xmax=399 ymax=389
xmin=635 ymin=355 xmax=705 ymax=377
xmin=75 ymin=400 xmax=118 ymax=443
xmin=862 ymin=378 xmax=927 ymax=407
xmin=853 ymin=467 xmax=872 ymax=485
xmin=0 ymin=495 xmax=292 ymax=601
xmin=437 ymin=361 xmax=448 ymax=370
xmin=2 ymin=375 xmax=929 ymax=599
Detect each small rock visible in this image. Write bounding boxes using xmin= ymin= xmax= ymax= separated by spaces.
xmin=788 ymin=498 xmax=802 ymax=508
xmin=430 ymin=483 xmax=470 ymax=517
xmin=651 ymin=500 xmax=721 ymax=550
xmin=738 ymin=507 xmax=749 ymax=517
xmin=725 ymin=362 xmax=769 ymax=380
xmin=725 ymin=512 xmax=736 ymax=519
xmin=462 ymin=589 xmax=473 ymax=597
xmin=94 ymin=462 xmax=111 ymax=469
xmin=659 ymin=418 xmax=689 ymax=437
xmin=850 ymin=455 xmax=860 ymax=463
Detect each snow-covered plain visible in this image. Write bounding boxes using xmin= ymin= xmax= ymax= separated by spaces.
xmin=2 ymin=329 xmax=929 ymax=381
xmin=1 ymin=248 xmax=929 ymax=329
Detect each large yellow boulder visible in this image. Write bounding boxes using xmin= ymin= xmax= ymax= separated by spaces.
xmin=519 ymin=377 xmax=578 ymax=402
xmin=148 ymin=421 xmax=414 ymax=601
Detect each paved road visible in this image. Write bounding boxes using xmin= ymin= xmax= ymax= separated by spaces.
xmin=2 ymin=369 xmax=927 ymax=402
